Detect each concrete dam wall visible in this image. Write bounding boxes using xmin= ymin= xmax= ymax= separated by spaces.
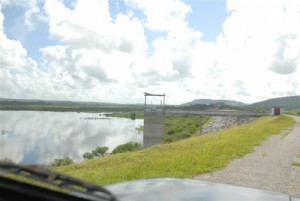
xmin=143 ymin=111 xmax=256 ymax=147
xmin=143 ymin=111 xmax=165 ymax=148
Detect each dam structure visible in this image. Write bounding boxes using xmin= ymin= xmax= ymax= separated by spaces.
xmin=143 ymin=93 xmax=271 ymax=148
xmin=143 ymin=93 xmax=166 ymax=148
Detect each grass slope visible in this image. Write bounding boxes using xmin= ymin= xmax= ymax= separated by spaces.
xmin=54 ymin=115 xmax=295 ymax=186
xmin=109 ymin=112 xmax=210 ymax=142
xmin=292 ymin=162 xmax=300 ymax=167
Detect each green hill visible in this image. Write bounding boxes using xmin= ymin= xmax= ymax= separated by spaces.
xmin=182 ymin=99 xmax=246 ymax=107
xmin=250 ymin=95 xmax=300 ymax=110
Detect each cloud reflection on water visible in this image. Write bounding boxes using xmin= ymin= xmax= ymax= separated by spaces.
xmin=0 ymin=111 xmax=143 ymax=164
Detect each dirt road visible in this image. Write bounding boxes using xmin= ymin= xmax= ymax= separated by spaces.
xmin=194 ymin=116 xmax=300 ymax=196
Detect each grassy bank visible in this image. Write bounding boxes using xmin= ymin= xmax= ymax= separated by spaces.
xmin=108 ymin=112 xmax=210 ymax=142
xmin=164 ymin=115 xmax=209 ymax=142
xmin=54 ymin=115 xmax=295 ymax=186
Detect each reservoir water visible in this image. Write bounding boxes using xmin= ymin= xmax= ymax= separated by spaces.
xmin=0 ymin=111 xmax=143 ymax=165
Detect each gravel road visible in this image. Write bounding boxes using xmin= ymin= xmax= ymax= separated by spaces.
xmin=194 ymin=116 xmax=300 ymax=196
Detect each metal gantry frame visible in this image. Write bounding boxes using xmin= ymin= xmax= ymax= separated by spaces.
xmin=144 ymin=92 xmax=166 ymax=111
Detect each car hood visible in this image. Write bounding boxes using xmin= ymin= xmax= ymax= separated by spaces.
xmin=106 ymin=178 xmax=300 ymax=201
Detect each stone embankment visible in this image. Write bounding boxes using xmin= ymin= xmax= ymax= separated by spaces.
xmin=201 ymin=116 xmax=256 ymax=134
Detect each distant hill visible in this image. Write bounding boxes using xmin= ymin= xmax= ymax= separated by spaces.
xmin=250 ymin=95 xmax=300 ymax=110
xmin=0 ymin=98 xmax=144 ymax=112
xmin=181 ymin=96 xmax=300 ymax=111
xmin=181 ymin=99 xmax=247 ymax=107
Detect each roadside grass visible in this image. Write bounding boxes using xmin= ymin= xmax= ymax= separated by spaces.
xmin=292 ymin=162 xmax=300 ymax=167
xmin=54 ymin=115 xmax=295 ymax=186
xmin=284 ymin=110 xmax=300 ymax=116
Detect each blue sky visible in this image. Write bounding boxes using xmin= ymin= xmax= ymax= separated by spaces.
xmin=2 ymin=0 xmax=228 ymax=60
xmin=0 ymin=0 xmax=299 ymax=104
xmin=186 ymin=0 xmax=228 ymax=41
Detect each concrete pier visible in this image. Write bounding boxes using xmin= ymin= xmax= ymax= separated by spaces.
xmin=143 ymin=109 xmax=165 ymax=148
xmin=143 ymin=92 xmax=166 ymax=148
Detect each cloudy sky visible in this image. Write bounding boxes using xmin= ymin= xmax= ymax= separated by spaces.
xmin=0 ymin=0 xmax=299 ymax=104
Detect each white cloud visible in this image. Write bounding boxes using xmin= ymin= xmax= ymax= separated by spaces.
xmin=44 ymin=0 xmax=147 ymax=53
xmin=24 ymin=1 xmax=46 ymax=30
xmin=125 ymin=0 xmax=191 ymax=33
xmin=189 ymin=0 xmax=300 ymax=103
xmin=0 ymin=35 xmax=27 ymax=69
xmin=44 ymin=0 xmax=112 ymax=47
xmin=0 ymin=7 xmax=62 ymax=100
xmin=0 ymin=10 xmax=28 ymax=68
xmin=0 ymin=0 xmax=299 ymax=104
xmin=42 ymin=0 xmax=149 ymax=86
xmin=0 ymin=4 xmax=42 ymax=98
xmin=0 ymin=0 xmax=46 ymax=30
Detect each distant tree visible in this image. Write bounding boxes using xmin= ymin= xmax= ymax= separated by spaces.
xmin=130 ymin=113 xmax=136 ymax=120
xmin=112 ymin=142 xmax=142 ymax=154
xmin=52 ymin=157 xmax=73 ymax=166
xmin=92 ymin=146 xmax=108 ymax=157
xmin=0 ymin=157 xmax=15 ymax=164
xmin=82 ymin=152 xmax=94 ymax=160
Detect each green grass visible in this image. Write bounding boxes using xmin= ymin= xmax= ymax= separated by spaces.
xmin=109 ymin=112 xmax=210 ymax=142
xmin=164 ymin=115 xmax=209 ymax=142
xmin=54 ymin=115 xmax=295 ymax=186
xmin=284 ymin=110 xmax=300 ymax=116
xmin=292 ymin=162 xmax=300 ymax=167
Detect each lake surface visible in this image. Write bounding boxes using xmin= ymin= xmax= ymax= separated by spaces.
xmin=0 ymin=111 xmax=143 ymax=165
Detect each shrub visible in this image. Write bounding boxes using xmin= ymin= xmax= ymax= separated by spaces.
xmin=92 ymin=146 xmax=108 ymax=157
xmin=52 ymin=157 xmax=73 ymax=166
xmin=130 ymin=113 xmax=136 ymax=120
xmin=112 ymin=142 xmax=142 ymax=154
xmin=82 ymin=152 xmax=94 ymax=160
xmin=82 ymin=146 xmax=109 ymax=160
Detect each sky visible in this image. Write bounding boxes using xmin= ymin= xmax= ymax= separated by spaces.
xmin=0 ymin=0 xmax=299 ymax=105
